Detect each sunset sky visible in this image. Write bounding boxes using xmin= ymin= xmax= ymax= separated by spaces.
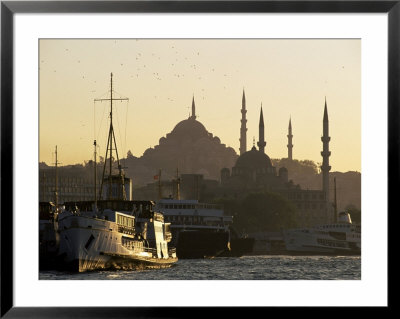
xmin=39 ymin=39 xmax=360 ymax=172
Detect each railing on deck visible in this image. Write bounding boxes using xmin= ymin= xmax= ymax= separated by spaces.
xmin=118 ymin=225 xmax=135 ymax=235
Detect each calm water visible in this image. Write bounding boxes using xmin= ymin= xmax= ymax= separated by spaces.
xmin=39 ymin=255 xmax=361 ymax=280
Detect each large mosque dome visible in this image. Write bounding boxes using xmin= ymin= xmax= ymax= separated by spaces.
xmin=170 ymin=117 xmax=209 ymax=139
xmin=124 ymin=97 xmax=238 ymax=185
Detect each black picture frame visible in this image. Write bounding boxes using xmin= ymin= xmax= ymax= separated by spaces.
xmin=1 ymin=0 xmax=394 ymax=317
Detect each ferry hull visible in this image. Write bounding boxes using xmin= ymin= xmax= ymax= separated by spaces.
xmin=57 ymin=215 xmax=177 ymax=272
xmin=56 ymin=255 xmax=178 ymax=272
xmin=283 ymin=249 xmax=360 ymax=256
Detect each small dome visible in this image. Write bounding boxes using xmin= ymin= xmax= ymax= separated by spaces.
xmin=235 ymin=146 xmax=273 ymax=169
xmin=213 ymin=136 xmax=221 ymax=144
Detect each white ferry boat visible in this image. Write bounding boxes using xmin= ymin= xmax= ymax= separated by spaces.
xmin=57 ymin=200 xmax=177 ymax=272
xmin=283 ymin=211 xmax=361 ymax=255
xmin=155 ymin=198 xmax=233 ymax=258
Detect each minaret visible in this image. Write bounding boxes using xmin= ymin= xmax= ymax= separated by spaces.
xmin=191 ymin=95 xmax=196 ymax=120
xmin=239 ymin=89 xmax=247 ymax=155
xmin=321 ymin=98 xmax=331 ymax=206
xmin=287 ymin=117 xmax=293 ymax=160
xmin=257 ymin=104 xmax=266 ymax=153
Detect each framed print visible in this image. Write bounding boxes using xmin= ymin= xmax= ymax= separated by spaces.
xmin=1 ymin=0 xmax=395 ymax=316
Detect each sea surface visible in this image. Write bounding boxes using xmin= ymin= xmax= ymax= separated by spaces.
xmin=39 ymin=255 xmax=361 ymax=280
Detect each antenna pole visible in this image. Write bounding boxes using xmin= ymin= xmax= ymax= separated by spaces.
xmin=109 ymin=73 xmax=113 ymax=199
xmin=158 ymin=169 xmax=162 ymax=200
xmin=176 ymin=168 xmax=180 ymax=200
xmin=94 ymin=140 xmax=97 ymax=211
xmin=54 ymin=146 xmax=59 ymax=212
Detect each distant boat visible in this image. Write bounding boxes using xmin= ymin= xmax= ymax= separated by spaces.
xmin=39 ymin=146 xmax=61 ymax=271
xmin=39 ymin=201 xmax=60 ymax=270
xmin=282 ymin=211 xmax=361 ymax=255
xmin=155 ymin=198 xmax=232 ymax=259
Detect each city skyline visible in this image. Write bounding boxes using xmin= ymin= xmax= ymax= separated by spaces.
xmin=39 ymin=39 xmax=361 ymax=172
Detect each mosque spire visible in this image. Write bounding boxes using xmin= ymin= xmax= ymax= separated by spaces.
xmin=323 ymin=96 xmax=328 ymax=123
xmin=191 ymin=95 xmax=196 ymax=120
xmin=321 ymin=97 xmax=331 ymax=221
xmin=239 ymin=88 xmax=247 ymax=155
xmin=287 ymin=116 xmax=293 ymax=160
xmin=257 ymin=103 xmax=266 ymax=153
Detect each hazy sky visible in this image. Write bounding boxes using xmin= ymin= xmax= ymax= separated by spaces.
xmin=39 ymin=39 xmax=360 ymax=172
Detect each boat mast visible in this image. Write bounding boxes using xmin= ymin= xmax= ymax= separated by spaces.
xmin=334 ymin=177 xmax=337 ymax=223
xmin=94 ymin=139 xmax=97 ymax=211
xmin=109 ymin=75 xmax=113 ymax=199
xmin=54 ymin=145 xmax=59 ymax=212
xmin=158 ymin=169 xmax=162 ymax=200
xmin=96 ymin=73 xmax=129 ymax=200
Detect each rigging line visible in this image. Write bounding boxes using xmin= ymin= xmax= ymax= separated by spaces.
xmin=95 ymin=100 xmax=107 ymax=141
xmin=113 ymin=90 xmax=128 ymax=100
xmin=115 ymin=102 xmax=124 ymax=160
xmin=93 ymin=100 xmax=96 ymax=141
xmin=124 ymin=100 xmax=129 ymax=158
xmin=120 ymin=101 xmax=127 ymax=159
xmin=96 ymin=89 xmax=110 ymax=100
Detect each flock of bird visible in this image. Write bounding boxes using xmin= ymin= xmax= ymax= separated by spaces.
xmin=40 ymin=40 xmax=236 ymax=103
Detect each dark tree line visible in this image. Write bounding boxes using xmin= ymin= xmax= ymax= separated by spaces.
xmin=214 ymin=191 xmax=298 ymax=234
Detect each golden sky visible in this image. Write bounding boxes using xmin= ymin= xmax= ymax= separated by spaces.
xmin=39 ymin=39 xmax=360 ymax=172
